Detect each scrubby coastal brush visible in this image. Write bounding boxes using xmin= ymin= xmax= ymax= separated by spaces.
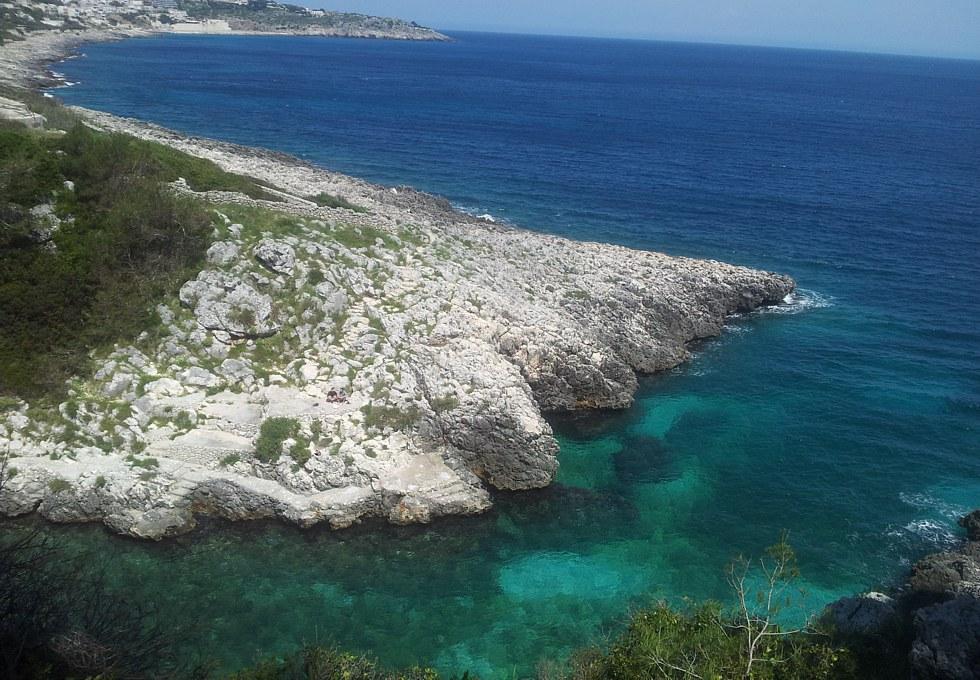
xmin=0 ymin=121 xmax=274 ymax=398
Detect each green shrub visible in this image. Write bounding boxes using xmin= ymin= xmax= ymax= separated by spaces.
xmin=566 ymin=536 xmax=864 ymax=680
xmin=290 ymin=437 xmax=311 ymax=466
xmin=307 ymin=267 xmax=325 ymax=285
xmin=173 ymin=410 xmax=195 ymax=431
xmin=220 ymin=453 xmax=241 ymax=467
xmin=430 ymin=395 xmax=459 ymax=413
xmin=254 ymin=417 xmax=300 ymax=463
xmin=47 ymin=478 xmax=71 ymax=494
xmin=330 ymin=223 xmax=398 ymax=250
xmin=308 ymin=192 xmax=368 ymax=213
xmin=361 ymin=404 xmax=420 ymax=432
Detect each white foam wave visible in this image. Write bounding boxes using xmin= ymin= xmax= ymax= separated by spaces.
xmin=900 ymin=519 xmax=959 ymax=547
xmin=899 ymin=491 xmax=968 ymax=520
xmin=450 ymin=203 xmax=511 ymax=225
xmin=758 ymin=288 xmax=834 ymax=315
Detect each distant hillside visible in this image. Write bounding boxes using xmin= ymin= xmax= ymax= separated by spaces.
xmin=0 ymin=0 xmax=449 ymax=43
xmin=177 ymin=0 xmax=450 ymax=40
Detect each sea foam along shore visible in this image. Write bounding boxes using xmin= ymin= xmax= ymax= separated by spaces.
xmin=0 ymin=30 xmax=794 ymax=539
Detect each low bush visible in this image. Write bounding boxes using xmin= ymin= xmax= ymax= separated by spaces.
xmin=254 ymin=417 xmax=300 ymax=463
xmin=47 ymin=478 xmax=71 ymax=494
xmin=308 ymin=191 xmax=368 ymax=213
xmin=362 ymin=404 xmax=420 ymax=432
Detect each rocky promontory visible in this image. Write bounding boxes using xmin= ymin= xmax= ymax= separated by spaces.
xmin=0 ymin=59 xmax=794 ymax=539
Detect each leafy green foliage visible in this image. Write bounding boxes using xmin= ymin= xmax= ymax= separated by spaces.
xmin=330 ymin=223 xmax=399 ymax=250
xmin=127 ymin=456 xmax=160 ymax=470
xmin=569 ymin=602 xmax=859 ymax=679
xmin=291 ymin=437 xmax=312 ymax=466
xmin=138 ymin=139 xmax=280 ymax=201
xmin=220 ymin=453 xmax=242 ymax=467
xmin=254 ymin=417 xmax=300 ymax=463
xmin=0 ymin=123 xmax=215 ymax=399
xmin=429 ymin=394 xmax=459 ymax=413
xmin=563 ymin=537 xmax=875 ymax=680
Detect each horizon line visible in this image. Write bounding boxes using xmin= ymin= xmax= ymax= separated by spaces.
xmin=430 ymin=27 xmax=980 ymax=63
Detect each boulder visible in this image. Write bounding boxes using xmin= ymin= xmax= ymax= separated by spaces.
xmin=217 ymin=358 xmax=254 ymax=382
xmin=826 ymin=592 xmax=899 ymax=637
xmin=179 ymin=270 xmax=279 ymax=340
xmin=178 ymin=367 xmax=220 ymax=388
xmin=142 ymin=378 xmax=186 ymax=399
xmin=206 ymin=240 xmax=240 ymax=266
xmin=960 ymin=511 xmax=980 ymax=542
xmin=910 ymin=595 xmax=980 ymax=680
xmin=315 ymin=282 xmax=349 ymax=315
xmin=910 ymin=551 xmax=980 ymax=598
xmin=253 ymin=239 xmax=295 ymax=275
xmin=102 ymin=372 xmax=134 ymax=398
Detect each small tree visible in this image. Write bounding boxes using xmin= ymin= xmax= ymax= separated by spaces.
xmin=728 ymin=532 xmax=808 ymax=678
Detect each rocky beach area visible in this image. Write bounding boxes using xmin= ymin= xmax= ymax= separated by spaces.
xmin=0 ymin=27 xmax=797 ymax=539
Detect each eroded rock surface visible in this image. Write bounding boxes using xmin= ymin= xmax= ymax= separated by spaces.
xmin=0 ymin=110 xmax=795 ymax=539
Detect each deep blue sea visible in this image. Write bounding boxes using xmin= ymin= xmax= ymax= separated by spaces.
xmin=48 ymin=32 xmax=980 ymax=677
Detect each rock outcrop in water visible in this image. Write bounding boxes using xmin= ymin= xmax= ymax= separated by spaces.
xmin=0 ymin=96 xmax=794 ymax=538
xmin=826 ymin=510 xmax=980 ymax=680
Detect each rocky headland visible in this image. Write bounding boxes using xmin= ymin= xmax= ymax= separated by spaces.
xmin=0 ymin=0 xmax=450 ymax=43
xmin=0 ymin=30 xmax=794 ymax=539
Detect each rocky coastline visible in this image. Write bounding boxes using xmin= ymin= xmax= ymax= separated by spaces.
xmin=827 ymin=510 xmax=980 ymax=679
xmin=0 ymin=29 xmax=795 ymax=539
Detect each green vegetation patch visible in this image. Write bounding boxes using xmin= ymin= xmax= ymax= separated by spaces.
xmin=0 ymin=122 xmax=245 ymax=399
xmin=429 ymin=394 xmax=459 ymax=413
xmin=361 ymin=403 xmax=420 ymax=432
xmin=47 ymin=478 xmax=71 ymax=494
xmin=308 ymin=191 xmax=368 ymax=213
xmin=331 ymin=223 xmax=400 ymax=250
xmin=254 ymin=416 xmax=300 ymax=463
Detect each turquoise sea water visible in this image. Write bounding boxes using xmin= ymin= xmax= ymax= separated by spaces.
xmin=35 ymin=32 xmax=980 ymax=676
